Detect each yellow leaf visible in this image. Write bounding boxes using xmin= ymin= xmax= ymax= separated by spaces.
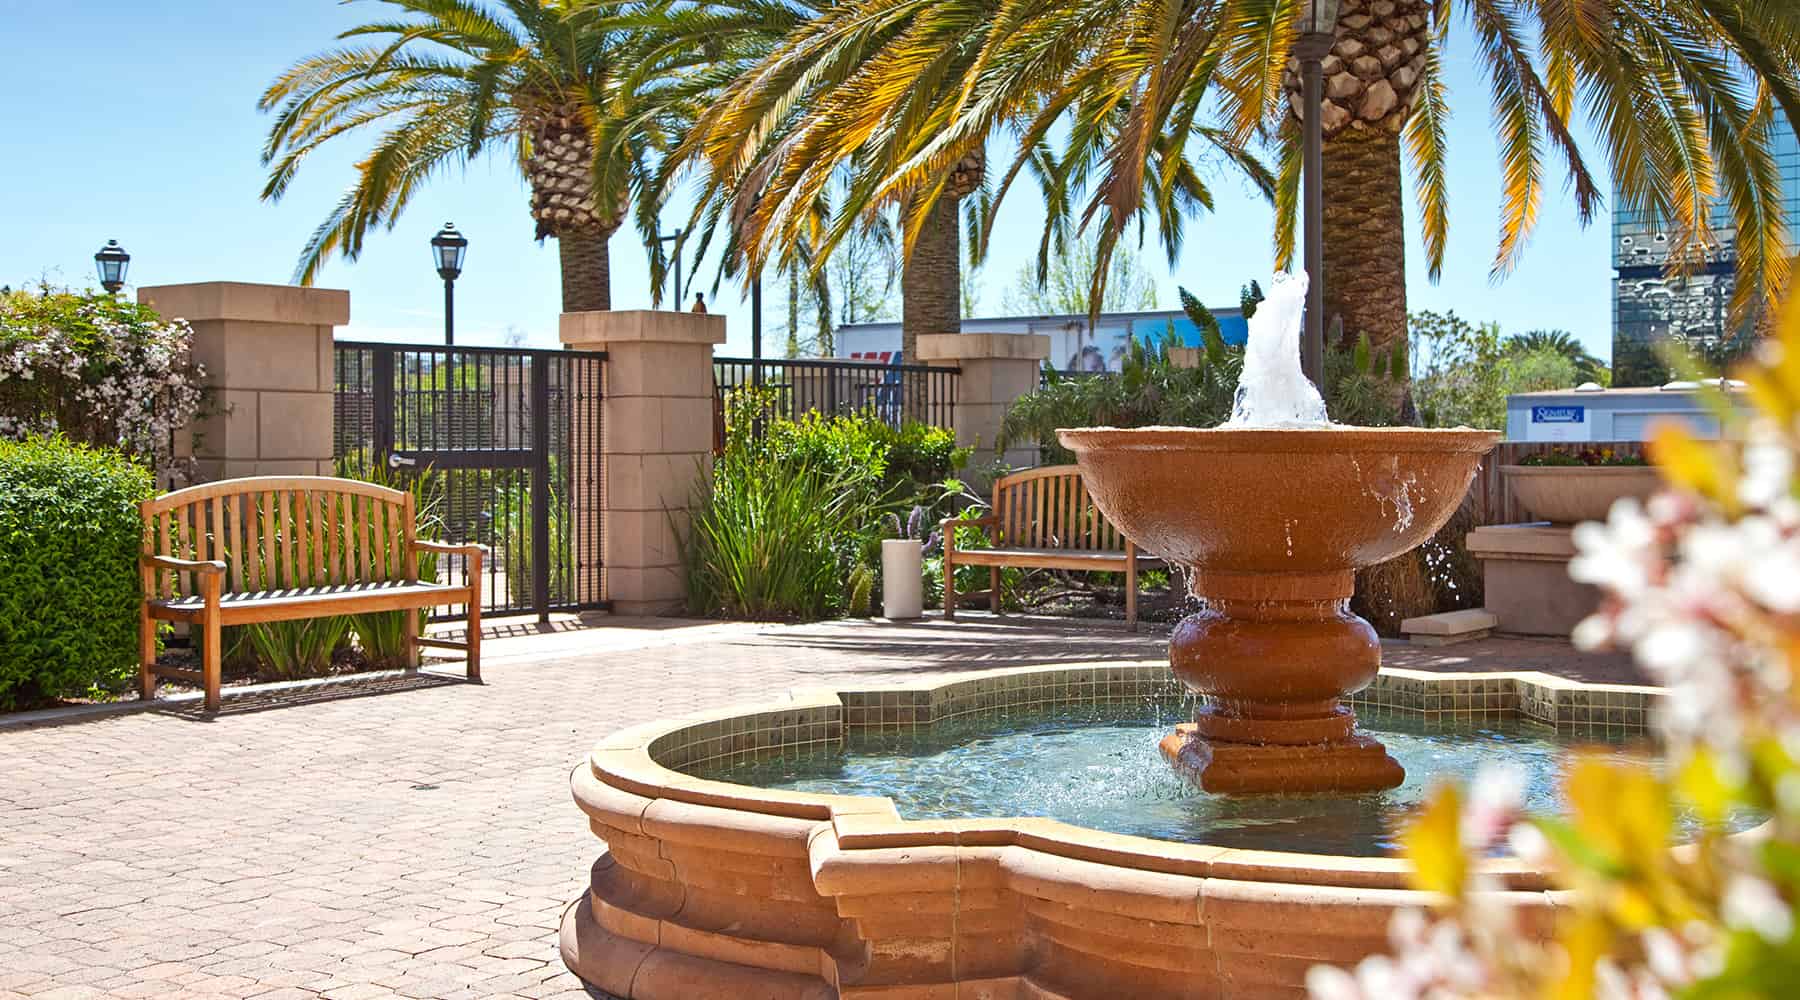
xmin=1676 ymin=748 xmax=1736 ymax=827
xmin=1402 ymin=783 xmax=1467 ymax=900
xmin=1545 ymin=913 xmax=1610 ymax=1000
xmin=1648 ymin=420 xmax=1738 ymax=512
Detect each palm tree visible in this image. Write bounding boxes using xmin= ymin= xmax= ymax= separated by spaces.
xmin=674 ymin=0 xmax=1270 ymax=362
xmin=1226 ymin=0 xmax=1798 ymax=352
xmin=259 ymin=0 xmax=697 ymax=311
xmin=691 ymin=0 xmax=1799 ymax=363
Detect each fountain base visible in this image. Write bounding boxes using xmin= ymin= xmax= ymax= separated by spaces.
xmin=1159 ymin=724 xmax=1405 ymax=794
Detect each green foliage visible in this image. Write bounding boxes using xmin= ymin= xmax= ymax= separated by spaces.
xmin=1239 ymin=281 xmax=1264 ymax=319
xmin=225 ymin=458 xmax=447 ymax=677
xmin=1519 ymin=447 xmax=1648 ymax=467
xmin=0 ymin=436 xmax=154 ymax=709
xmin=1001 ymin=285 xmax=1407 ymax=459
xmin=922 ymin=523 xmax=1027 ymax=611
xmin=999 ymin=332 xmax=1241 ymax=464
xmin=1410 ymin=310 xmax=1580 ymax=429
xmin=1001 ymin=232 xmax=1159 ymax=318
xmin=1505 ymin=329 xmax=1604 ymax=383
xmin=683 ymin=443 xmax=879 ymax=620
xmin=690 ymin=395 xmax=966 ymax=621
xmin=337 ymin=459 xmax=446 ymax=669
xmin=240 ymin=617 xmax=352 ymax=682
xmin=846 ymin=564 xmax=876 ymax=617
xmin=491 ymin=469 xmax=568 ymax=608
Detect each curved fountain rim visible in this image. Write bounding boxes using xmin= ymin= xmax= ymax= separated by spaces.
xmin=580 ymin=660 xmax=1673 ymax=895
xmin=1056 ymin=426 xmax=1501 ymax=454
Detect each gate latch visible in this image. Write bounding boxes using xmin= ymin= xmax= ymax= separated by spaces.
xmin=387 ymin=453 xmax=418 ymax=469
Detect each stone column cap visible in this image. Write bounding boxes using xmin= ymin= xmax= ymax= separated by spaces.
xmin=138 ymin=282 xmax=350 ymax=326
xmin=561 ymin=309 xmax=726 ymax=348
xmin=915 ymin=332 xmax=1051 ymax=362
xmin=1466 ymin=522 xmax=1576 ymax=559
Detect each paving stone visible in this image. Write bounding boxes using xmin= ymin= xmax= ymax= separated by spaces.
xmin=0 ymin=613 xmax=1622 ymax=997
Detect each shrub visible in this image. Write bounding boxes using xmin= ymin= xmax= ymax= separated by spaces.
xmin=683 ymin=443 xmax=878 ymax=620
xmin=0 ymin=285 xmax=205 ymax=469
xmin=697 ymin=395 xmax=971 ymax=621
xmin=0 ymin=436 xmax=154 ymax=709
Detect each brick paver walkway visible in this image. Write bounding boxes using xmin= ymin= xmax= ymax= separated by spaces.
xmin=0 ymin=615 xmax=1640 ymax=999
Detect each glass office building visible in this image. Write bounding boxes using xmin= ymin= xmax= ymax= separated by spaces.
xmin=1612 ymin=121 xmax=1800 ymax=386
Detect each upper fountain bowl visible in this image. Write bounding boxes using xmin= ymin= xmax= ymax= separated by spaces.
xmin=1057 ymin=426 xmax=1500 ymax=582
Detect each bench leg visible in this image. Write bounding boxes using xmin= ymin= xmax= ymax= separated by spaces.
xmin=138 ymin=604 xmax=157 ymax=702
xmin=201 ymin=583 xmax=222 ymax=712
xmin=990 ymin=567 xmax=1001 ymax=615
xmin=403 ymin=610 xmax=421 ymax=671
xmin=1125 ymin=548 xmax=1140 ymax=633
xmin=943 ymin=551 xmax=956 ymax=621
xmin=465 ymin=550 xmax=483 ymax=683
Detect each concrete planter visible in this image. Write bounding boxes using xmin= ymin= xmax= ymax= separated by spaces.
xmin=1502 ymin=464 xmax=1662 ymax=524
xmin=880 ymin=539 xmax=924 ymax=619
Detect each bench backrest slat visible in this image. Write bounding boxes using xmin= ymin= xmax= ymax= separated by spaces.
xmin=142 ymin=476 xmax=413 ymax=599
xmin=990 ymin=464 xmax=1130 ymax=553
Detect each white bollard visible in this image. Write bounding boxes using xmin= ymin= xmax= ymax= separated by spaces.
xmin=880 ymin=539 xmax=924 ymax=619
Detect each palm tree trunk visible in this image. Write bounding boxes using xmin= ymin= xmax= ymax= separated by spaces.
xmin=901 ymin=192 xmax=962 ymax=361
xmin=558 ymin=230 xmax=611 ymax=313
xmin=1321 ymin=129 xmax=1407 ymax=352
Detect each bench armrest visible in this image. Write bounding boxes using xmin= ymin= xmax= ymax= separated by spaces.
xmin=940 ymin=514 xmax=998 ymax=555
xmin=141 ymin=554 xmax=227 ymax=575
xmin=411 ymin=540 xmax=490 ymax=556
xmin=940 ymin=515 xmax=998 ymax=531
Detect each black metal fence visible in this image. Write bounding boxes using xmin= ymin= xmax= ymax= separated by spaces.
xmin=712 ymin=357 xmax=958 ymax=446
xmin=333 ymin=342 xmax=607 ymax=620
xmin=1039 ymin=366 xmax=1111 ymax=388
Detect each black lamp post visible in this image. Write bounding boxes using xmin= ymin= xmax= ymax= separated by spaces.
xmin=94 ymin=240 xmax=130 ymax=295
xmin=430 ymin=223 xmax=468 ymax=346
xmin=1295 ymin=0 xmax=1340 ymax=388
xmin=655 ymin=229 xmax=684 ymax=308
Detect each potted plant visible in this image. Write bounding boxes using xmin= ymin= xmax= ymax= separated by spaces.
xmin=1501 ymin=447 xmax=1661 ymax=524
xmin=880 ymin=506 xmax=928 ymax=619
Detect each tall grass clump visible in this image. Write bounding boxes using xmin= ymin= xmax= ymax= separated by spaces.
xmin=683 ymin=443 xmax=876 ymax=620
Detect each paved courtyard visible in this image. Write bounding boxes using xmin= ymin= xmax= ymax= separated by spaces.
xmin=0 ymin=614 xmax=1640 ymax=999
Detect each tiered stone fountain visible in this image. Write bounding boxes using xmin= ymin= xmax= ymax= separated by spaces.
xmin=561 ymin=273 xmax=1523 ymax=998
xmin=1065 ymin=273 xmax=1496 ymax=792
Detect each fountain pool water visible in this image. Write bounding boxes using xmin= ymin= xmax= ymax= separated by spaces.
xmin=691 ymin=703 xmax=1711 ymax=857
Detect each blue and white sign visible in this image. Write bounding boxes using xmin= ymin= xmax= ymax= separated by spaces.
xmin=1531 ymin=406 xmax=1585 ymax=424
xmin=1526 ymin=405 xmax=1590 ymax=442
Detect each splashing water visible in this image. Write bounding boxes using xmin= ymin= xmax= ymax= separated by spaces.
xmin=1225 ymin=271 xmax=1329 ymax=428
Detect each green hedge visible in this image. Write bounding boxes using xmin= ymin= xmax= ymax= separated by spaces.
xmin=0 ymin=436 xmax=154 ymax=709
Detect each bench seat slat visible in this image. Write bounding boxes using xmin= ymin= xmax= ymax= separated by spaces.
xmin=147 ymin=581 xmax=469 ymax=625
xmin=950 ymin=547 xmax=1163 ymax=571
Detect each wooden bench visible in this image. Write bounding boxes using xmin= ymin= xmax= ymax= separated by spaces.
xmin=139 ymin=476 xmax=487 ymax=710
xmin=941 ymin=465 xmax=1163 ymax=628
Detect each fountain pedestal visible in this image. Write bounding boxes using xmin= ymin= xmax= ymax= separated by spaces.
xmin=1158 ymin=570 xmax=1402 ymax=793
xmin=1057 ymin=426 xmax=1500 ymax=796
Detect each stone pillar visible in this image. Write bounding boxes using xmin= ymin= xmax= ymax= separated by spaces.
xmin=916 ymin=333 xmax=1051 ymax=471
xmin=561 ymin=310 xmax=725 ymax=616
xmin=137 ymin=281 xmax=349 ymax=482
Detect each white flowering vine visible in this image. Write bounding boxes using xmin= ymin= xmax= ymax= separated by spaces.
xmin=0 ymin=284 xmax=205 ymax=469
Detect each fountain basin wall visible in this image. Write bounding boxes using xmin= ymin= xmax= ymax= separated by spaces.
xmin=563 ymin=663 xmax=1661 ymax=999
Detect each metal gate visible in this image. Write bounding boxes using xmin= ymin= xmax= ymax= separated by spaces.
xmin=333 ymin=342 xmax=607 ymax=620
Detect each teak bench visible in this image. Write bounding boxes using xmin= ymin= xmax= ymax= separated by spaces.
xmin=139 ymin=476 xmax=487 ymax=710
xmin=941 ymin=464 xmax=1163 ymax=629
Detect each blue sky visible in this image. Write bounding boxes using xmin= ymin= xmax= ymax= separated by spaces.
xmin=2 ymin=2 xmax=1615 ymax=361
